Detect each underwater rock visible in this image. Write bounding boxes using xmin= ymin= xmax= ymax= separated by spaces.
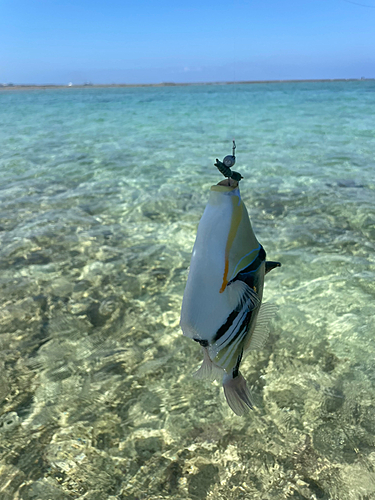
xmin=25 ymin=252 xmax=52 ymax=266
xmin=323 ymin=387 xmax=345 ymax=414
xmin=73 ymin=279 xmax=92 ymax=292
xmin=293 ymin=435 xmax=337 ymax=499
xmin=7 ymin=428 xmax=53 ymax=483
xmin=150 ymin=267 xmax=170 ymax=283
xmin=160 ymin=460 xmax=182 ymax=495
xmin=33 ymin=294 xmax=48 ymax=314
xmin=326 ymin=180 xmax=365 ymax=189
xmin=86 ymin=301 xmax=109 ymax=327
xmin=360 ymin=405 xmax=375 ymax=434
xmin=266 ymin=386 xmax=305 ymax=411
xmin=312 ymin=422 xmax=358 ymax=464
xmin=18 ymin=477 xmax=73 ymax=500
xmin=134 ymin=436 xmax=163 ymax=462
xmin=98 ymin=297 xmax=118 ymax=316
xmin=8 ymin=252 xmax=52 ymax=268
xmin=187 ymin=463 xmax=219 ymax=499
xmin=0 ymin=465 xmax=26 ymax=500
xmin=0 ymin=412 xmax=20 ymax=433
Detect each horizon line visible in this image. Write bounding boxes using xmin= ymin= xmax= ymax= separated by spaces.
xmin=1 ymin=77 xmax=374 ymax=90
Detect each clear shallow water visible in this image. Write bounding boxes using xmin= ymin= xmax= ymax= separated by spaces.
xmin=0 ymin=81 xmax=375 ymax=499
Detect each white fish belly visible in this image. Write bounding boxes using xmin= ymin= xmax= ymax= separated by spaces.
xmin=180 ymin=198 xmax=234 ymax=342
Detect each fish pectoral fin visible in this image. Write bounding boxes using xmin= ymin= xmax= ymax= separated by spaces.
xmin=265 ymin=261 xmax=281 ymax=274
xmin=245 ymin=302 xmax=278 ymax=351
xmin=227 ymin=279 xmax=260 ymax=312
xmin=222 ymin=372 xmax=254 ymax=415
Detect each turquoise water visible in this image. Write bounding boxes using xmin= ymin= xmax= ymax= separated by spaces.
xmin=0 ymin=81 xmax=375 ymax=499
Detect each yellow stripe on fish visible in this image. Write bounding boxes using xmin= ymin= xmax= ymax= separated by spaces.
xmin=215 ymin=187 xmax=261 ymax=293
xmin=220 ymin=194 xmax=242 ymax=293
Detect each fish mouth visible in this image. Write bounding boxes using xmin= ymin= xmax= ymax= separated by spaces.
xmin=211 ymin=178 xmax=239 ymax=192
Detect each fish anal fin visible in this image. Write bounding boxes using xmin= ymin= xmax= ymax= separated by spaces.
xmin=245 ymin=302 xmax=278 ymax=351
xmin=223 ymin=372 xmax=253 ymax=415
xmin=265 ymin=261 xmax=281 ymax=275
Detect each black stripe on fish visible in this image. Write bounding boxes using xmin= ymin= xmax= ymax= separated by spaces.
xmin=217 ymin=311 xmax=251 ymax=369
xmin=226 ymin=310 xmax=252 ymax=349
xmin=214 ymin=308 xmax=247 ymax=349
xmin=218 ymin=309 xmax=252 ymax=351
xmin=214 ymin=284 xmax=260 ymax=351
xmin=232 ymin=349 xmax=243 ymax=378
xmin=213 ymin=309 xmax=239 ymax=343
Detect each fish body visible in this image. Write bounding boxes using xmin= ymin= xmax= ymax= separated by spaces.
xmin=180 ymin=179 xmax=280 ymax=415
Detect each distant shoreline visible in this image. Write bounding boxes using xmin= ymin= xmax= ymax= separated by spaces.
xmin=1 ymin=78 xmax=373 ymax=91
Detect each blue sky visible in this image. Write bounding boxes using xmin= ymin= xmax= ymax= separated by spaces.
xmin=1 ymin=0 xmax=375 ymax=84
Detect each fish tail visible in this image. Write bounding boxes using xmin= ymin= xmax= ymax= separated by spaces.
xmin=222 ymin=372 xmax=253 ymax=416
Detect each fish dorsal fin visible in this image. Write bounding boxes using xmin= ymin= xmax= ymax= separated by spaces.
xmin=227 ymin=279 xmax=260 ymax=312
xmin=245 ymin=302 xmax=278 ymax=351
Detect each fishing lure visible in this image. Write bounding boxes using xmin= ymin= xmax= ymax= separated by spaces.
xmin=214 ymin=140 xmax=243 ymax=182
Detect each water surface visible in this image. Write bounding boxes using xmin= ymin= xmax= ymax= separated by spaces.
xmin=1 ymin=82 xmax=375 ymax=499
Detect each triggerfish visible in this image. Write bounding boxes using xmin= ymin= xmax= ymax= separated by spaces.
xmin=180 ymin=177 xmax=280 ymax=416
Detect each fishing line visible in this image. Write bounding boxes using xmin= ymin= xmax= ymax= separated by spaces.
xmin=232 ymin=34 xmax=237 ymax=142
xmin=231 ymin=8 xmax=238 ymax=151
xmin=215 ymin=22 xmax=241 ymax=181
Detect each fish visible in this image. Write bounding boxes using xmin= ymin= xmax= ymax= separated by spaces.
xmin=180 ymin=177 xmax=280 ymax=416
